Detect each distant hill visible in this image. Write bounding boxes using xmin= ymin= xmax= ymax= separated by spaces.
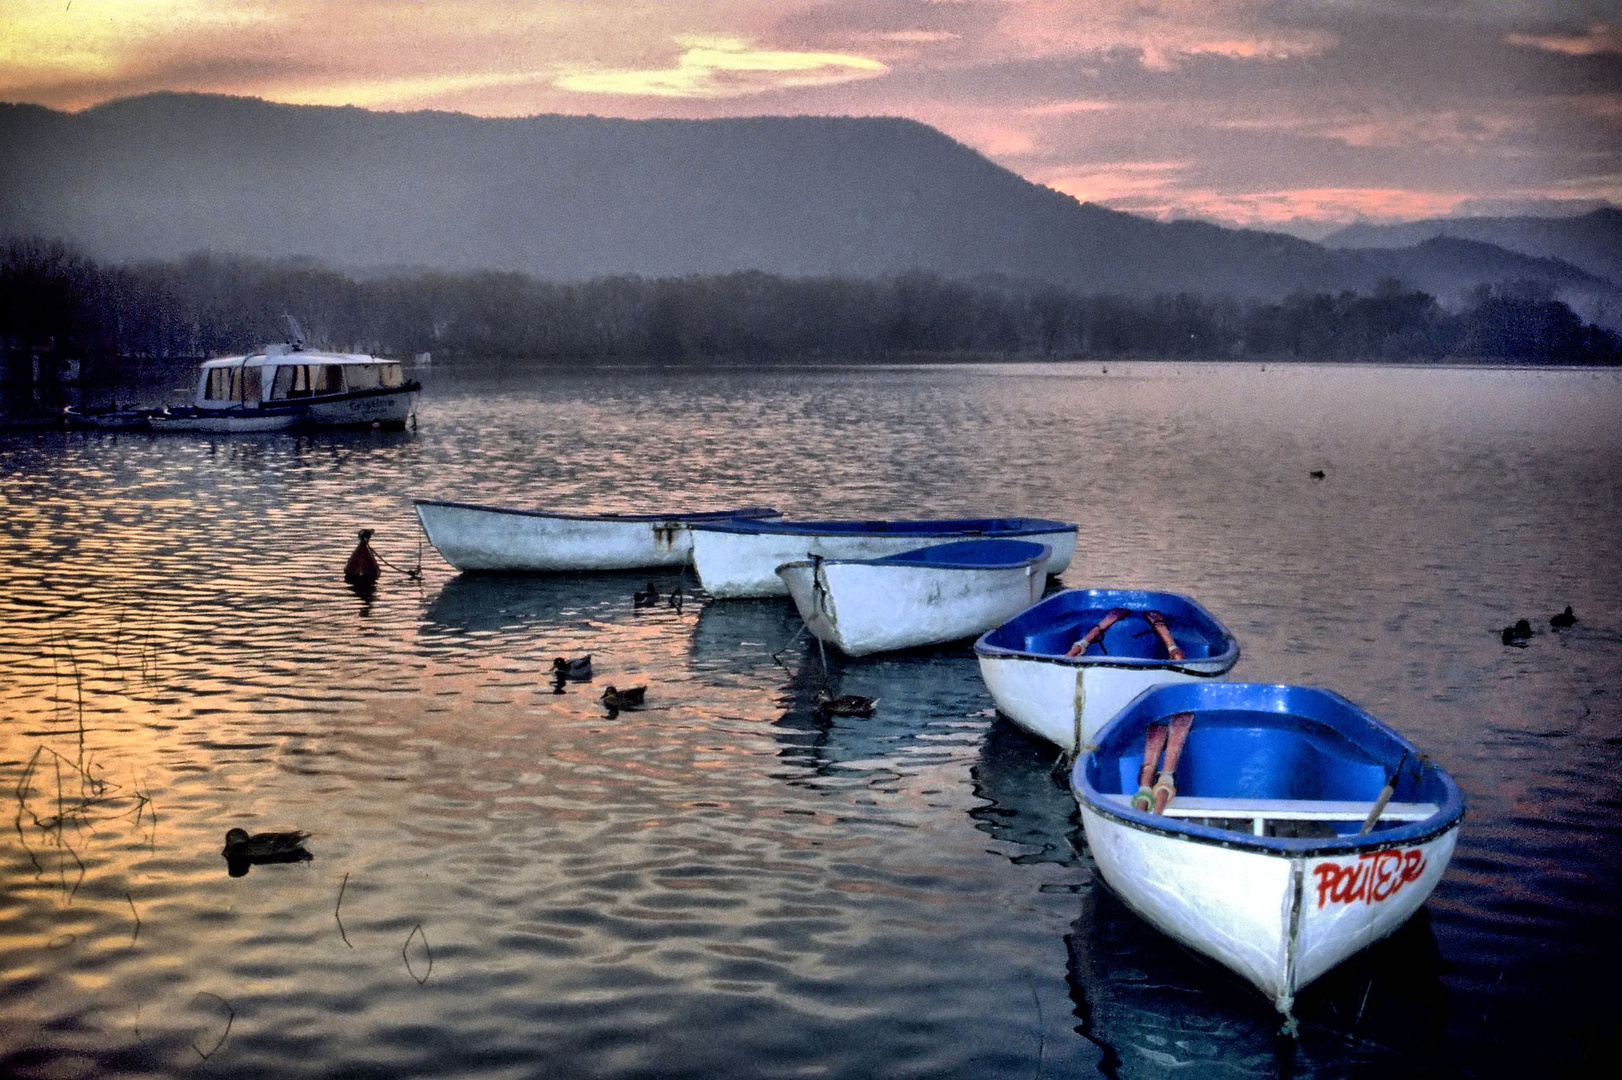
xmin=2 ymin=93 xmax=1617 ymax=322
xmin=1323 ymin=209 xmax=1622 ymax=285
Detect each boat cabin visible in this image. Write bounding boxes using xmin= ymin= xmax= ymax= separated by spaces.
xmin=194 ymin=344 xmax=406 ymax=409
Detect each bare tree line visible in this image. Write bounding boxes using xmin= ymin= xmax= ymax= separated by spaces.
xmin=4 ymin=238 xmax=1619 ymax=377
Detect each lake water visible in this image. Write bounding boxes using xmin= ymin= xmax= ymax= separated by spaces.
xmin=2 ymin=361 xmax=1619 ymax=1079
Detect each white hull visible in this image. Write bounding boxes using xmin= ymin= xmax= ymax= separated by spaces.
xmin=978 ymin=656 xmax=1220 ymax=755
xmin=1080 ymin=804 xmax=1459 ymax=1013
xmin=694 ymin=527 xmax=1077 ymax=599
xmin=417 ymin=502 xmax=749 ymax=572
xmin=147 ymin=410 xmax=304 ymax=433
xmin=304 ymin=389 xmax=417 ymax=427
xmin=778 ymin=557 xmax=1045 ymax=657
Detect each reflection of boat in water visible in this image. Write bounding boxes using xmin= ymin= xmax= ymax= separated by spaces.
xmin=688 ymin=598 xmax=804 ymax=671
xmin=421 ymin=570 xmax=696 ymax=638
xmin=969 ymin=719 xmax=1084 ymax=868
xmin=769 ymin=640 xmax=993 ymax=778
xmin=1067 ymin=882 xmax=1452 ymax=1072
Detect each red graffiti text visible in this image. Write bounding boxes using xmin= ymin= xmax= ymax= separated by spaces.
xmin=1312 ymin=849 xmax=1427 ymax=908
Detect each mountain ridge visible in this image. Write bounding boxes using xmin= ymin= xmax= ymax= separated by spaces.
xmin=1 ymin=92 xmax=1615 ymax=323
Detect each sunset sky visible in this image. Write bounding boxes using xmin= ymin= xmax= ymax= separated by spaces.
xmin=2 ymin=0 xmax=1618 ymax=237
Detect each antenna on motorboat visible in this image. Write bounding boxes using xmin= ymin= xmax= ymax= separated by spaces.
xmin=283 ymin=314 xmax=307 ymax=352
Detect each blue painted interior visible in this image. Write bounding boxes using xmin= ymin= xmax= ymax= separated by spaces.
xmin=692 ymin=516 xmax=1075 ymax=537
xmin=1074 ymin=682 xmax=1465 ymax=849
xmin=870 ymin=539 xmax=1050 ymax=569
xmin=974 ymin=588 xmax=1238 ymax=665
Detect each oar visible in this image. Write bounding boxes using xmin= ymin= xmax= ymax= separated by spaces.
xmin=1142 ymin=610 xmax=1185 ymax=661
xmin=1359 ymin=751 xmax=1410 ymax=835
xmin=1067 ymin=607 xmax=1132 ymax=657
xmin=1152 ymin=711 xmax=1195 ymax=814
xmin=1132 ymin=722 xmax=1169 ymax=811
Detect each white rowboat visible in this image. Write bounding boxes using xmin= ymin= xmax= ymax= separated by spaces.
xmin=1072 ymin=682 xmax=1464 ymax=1019
xmin=975 ymin=588 xmax=1239 ymax=755
xmin=777 ymin=539 xmax=1050 ymax=657
xmin=691 ymin=516 xmax=1078 ymax=599
xmin=414 ymin=501 xmax=780 ymax=572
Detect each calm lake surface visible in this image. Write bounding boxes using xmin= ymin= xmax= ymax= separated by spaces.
xmin=2 ymin=361 xmax=1619 ymax=1079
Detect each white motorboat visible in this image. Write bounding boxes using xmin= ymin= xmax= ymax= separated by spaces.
xmin=690 ymin=516 xmax=1078 ymax=599
xmin=777 ymin=539 xmax=1049 ymax=657
xmin=974 ymin=588 xmax=1239 ymax=755
xmin=151 ymin=320 xmax=419 ymax=432
xmin=413 ymin=501 xmax=781 ymax=572
xmin=1072 ymin=682 xmax=1464 ymax=1020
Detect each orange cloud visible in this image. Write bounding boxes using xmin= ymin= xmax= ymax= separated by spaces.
xmin=555 ymin=34 xmax=886 ymax=98
xmin=1505 ymin=24 xmax=1622 ymax=57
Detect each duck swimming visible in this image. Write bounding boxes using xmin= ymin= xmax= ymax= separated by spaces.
xmin=813 ymin=690 xmax=877 ymax=719
xmin=552 ymin=655 xmax=593 ymax=680
xmin=601 ymin=685 xmax=647 ymax=712
xmin=633 ymin=583 xmax=660 ymax=607
xmin=1551 ymin=606 xmax=1577 ymax=628
xmin=1501 ymin=618 xmax=1533 ymax=646
xmin=222 ymin=828 xmax=311 ymax=876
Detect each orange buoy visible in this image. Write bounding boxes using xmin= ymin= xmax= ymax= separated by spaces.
xmin=344 ymin=528 xmax=380 ymax=585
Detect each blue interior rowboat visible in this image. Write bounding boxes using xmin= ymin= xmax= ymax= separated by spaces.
xmin=1072 ymin=681 xmax=1464 ymax=1019
xmin=974 ymin=588 xmax=1240 ymax=754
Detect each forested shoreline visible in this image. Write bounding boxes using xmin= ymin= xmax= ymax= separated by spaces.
xmin=4 ymin=238 xmax=1620 ymax=386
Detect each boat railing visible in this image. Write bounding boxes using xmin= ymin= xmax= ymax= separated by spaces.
xmin=1098 ymin=793 xmax=1440 ymax=836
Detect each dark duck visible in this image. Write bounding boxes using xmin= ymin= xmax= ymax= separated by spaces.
xmin=1501 ymin=618 xmax=1533 ymax=646
xmin=1550 ymin=606 xmax=1577 ymax=628
xmin=813 ymin=690 xmax=877 ymax=719
xmin=552 ymin=655 xmax=593 ymax=680
xmin=633 ymin=583 xmax=660 ymax=607
xmin=601 ymin=685 xmax=647 ymax=714
xmin=222 ymin=828 xmax=312 ymax=877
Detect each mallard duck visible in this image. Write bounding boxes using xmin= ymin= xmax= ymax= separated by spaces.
xmin=1309 ymin=470 xmax=1326 ymax=480
xmin=552 ymin=655 xmax=593 ymax=680
xmin=1550 ymin=606 xmax=1577 ymax=628
xmin=1501 ymin=618 xmax=1533 ymax=645
xmin=633 ymin=583 xmax=660 ymax=607
xmin=222 ymin=828 xmax=311 ymax=875
xmin=601 ymin=684 xmax=646 ymax=711
xmin=813 ymin=690 xmax=877 ymax=718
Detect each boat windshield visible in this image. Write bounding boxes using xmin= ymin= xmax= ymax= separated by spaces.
xmin=269 ymin=364 xmax=346 ymax=398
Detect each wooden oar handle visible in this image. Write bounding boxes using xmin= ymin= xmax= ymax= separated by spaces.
xmin=1066 ymin=607 xmax=1132 ymax=657
xmin=1134 ymin=722 xmax=1169 ymax=810
xmin=1143 ymin=610 xmax=1185 ymax=661
xmin=1152 ymin=712 xmax=1194 ymax=814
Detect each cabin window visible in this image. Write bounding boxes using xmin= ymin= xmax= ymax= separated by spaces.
xmin=380 ymin=363 xmax=402 ymax=388
xmin=345 ymin=365 xmax=382 ymax=390
xmin=204 ymin=367 xmax=241 ymax=402
xmin=315 ymin=365 xmax=344 ymax=393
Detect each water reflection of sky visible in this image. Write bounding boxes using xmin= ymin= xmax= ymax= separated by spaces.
xmin=1 ymin=362 xmax=1619 ymax=1077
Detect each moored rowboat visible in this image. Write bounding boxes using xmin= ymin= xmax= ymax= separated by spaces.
xmin=777 ymin=539 xmax=1050 ymax=657
xmin=974 ymin=589 xmax=1239 ymax=754
xmin=1071 ymin=682 xmax=1464 ymax=1019
xmin=413 ymin=501 xmax=780 ymax=572
xmin=691 ymin=516 xmax=1078 ymax=599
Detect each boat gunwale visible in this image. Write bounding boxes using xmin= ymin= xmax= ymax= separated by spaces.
xmin=777 ymin=539 xmax=1052 ymax=574
xmin=688 ymin=516 xmax=1077 ymax=537
xmin=413 ymin=500 xmax=781 ymax=524
xmin=1072 ymin=683 xmax=1466 ymax=858
xmin=973 ymin=588 xmax=1241 ymax=674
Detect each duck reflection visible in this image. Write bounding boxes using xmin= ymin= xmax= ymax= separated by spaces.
xmin=768 ymin=632 xmax=991 ymax=780
xmin=1067 ymin=882 xmax=1452 ymax=1076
